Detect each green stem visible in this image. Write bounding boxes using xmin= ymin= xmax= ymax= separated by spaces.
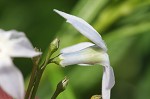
xmin=25 ymin=63 xmax=38 ymax=99
xmin=29 ymin=38 xmax=59 ymax=99
xmin=29 ymin=55 xmax=51 ymax=99
xmin=30 ymin=66 xmax=45 ymax=99
xmin=51 ymin=89 xmax=60 ymax=99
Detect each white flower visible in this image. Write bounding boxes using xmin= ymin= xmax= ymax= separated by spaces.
xmin=0 ymin=29 xmax=41 ymax=99
xmin=54 ymin=9 xmax=115 ymax=99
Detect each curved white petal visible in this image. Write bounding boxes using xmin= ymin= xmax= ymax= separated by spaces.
xmin=61 ymin=42 xmax=94 ymax=53
xmin=0 ymin=29 xmax=41 ymax=58
xmin=106 ymin=66 xmax=115 ymax=89
xmin=54 ymin=9 xmax=107 ymax=51
xmin=9 ymin=30 xmax=41 ymax=57
xmin=102 ymin=66 xmax=115 ymax=99
xmin=102 ymin=67 xmax=110 ymax=99
xmin=10 ymin=37 xmax=41 ymax=57
xmin=0 ymin=66 xmax=24 ymax=99
xmin=59 ymin=45 xmax=108 ymax=67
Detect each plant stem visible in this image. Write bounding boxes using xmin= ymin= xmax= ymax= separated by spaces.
xmin=30 ymin=66 xmax=45 ymax=99
xmin=25 ymin=63 xmax=38 ymax=99
xmin=30 ymin=53 xmax=50 ymax=99
xmin=51 ymin=89 xmax=60 ymax=99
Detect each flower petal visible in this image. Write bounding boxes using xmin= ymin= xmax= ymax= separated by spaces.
xmin=6 ymin=30 xmax=41 ymax=57
xmin=0 ymin=66 xmax=24 ymax=99
xmin=61 ymin=42 xmax=94 ymax=53
xmin=0 ymin=29 xmax=12 ymax=40
xmin=106 ymin=66 xmax=115 ymax=89
xmin=0 ymin=55 xmax=12 ymax=68
xmin=102 ymin=66 xmax=115 ymax=99
xmin=102 ymin=67 xmax=110 ymax=99
xmin=54 ymin=9 xmax=107 ymax=51
xmin=59 ymin=45 xmax=108 ymax=67
xmin=0 ymin=29 xmax=41 ymax=58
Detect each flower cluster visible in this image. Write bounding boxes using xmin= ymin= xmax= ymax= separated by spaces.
xmin=0 ymin=9 xmax=115 ymax=99
xmin=54 ymin=9 xmax=115 ymax=99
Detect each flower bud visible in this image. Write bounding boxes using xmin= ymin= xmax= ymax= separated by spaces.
xmin=50 ymin=38 xmax=60 ymax=54
xmin=51 ymin=77 xmax=69 ymax=99
xmin=91 ymin=95 xmax=102 ymax=99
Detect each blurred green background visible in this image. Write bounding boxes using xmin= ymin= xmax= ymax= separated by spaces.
xmin=1 ymin=0 xmax=150 ymax=99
